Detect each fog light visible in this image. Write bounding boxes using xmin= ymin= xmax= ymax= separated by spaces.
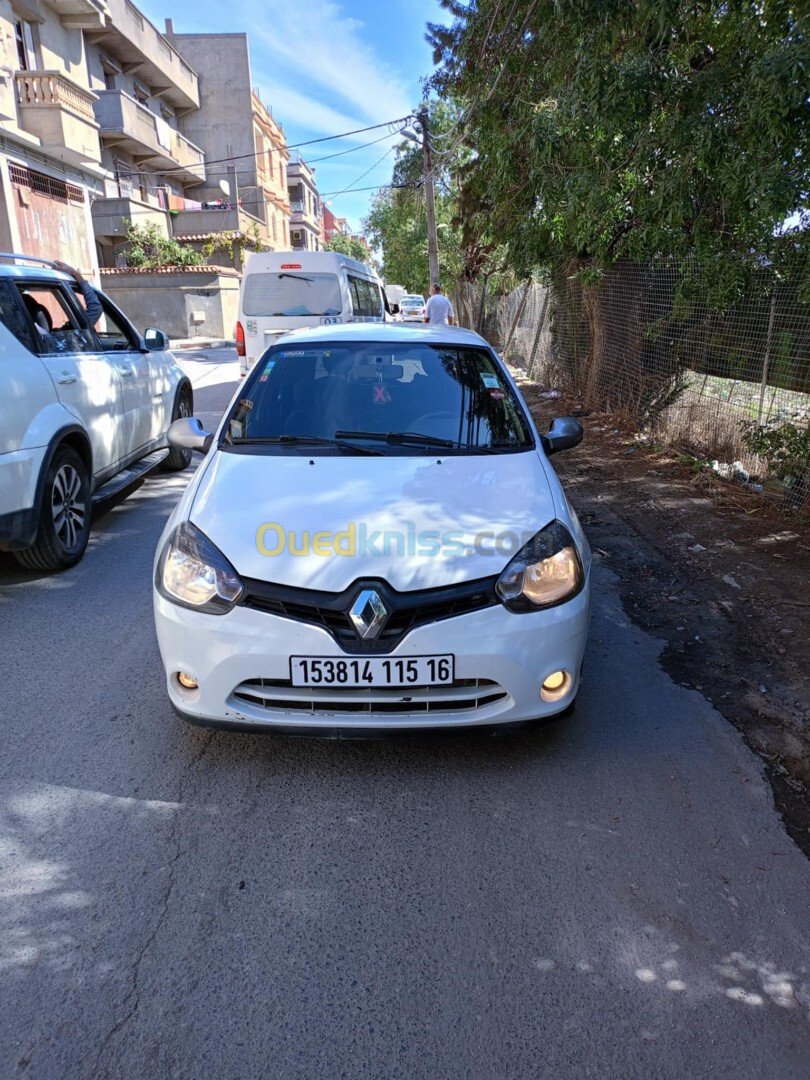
xmin=177 ymin=672 xmax=198 ymax=690
xmin=542 ymin=670 xmax=566 ymax=693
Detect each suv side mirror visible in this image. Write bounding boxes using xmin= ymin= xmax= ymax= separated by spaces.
xmin=542 ymin=416 xmax=583 ymax=456
xmin=143 ymin=327 xmax=169 ymax=352
xmin=168 ymin=416 xmax=213 ymax=454
xmin=390 ymin=303 xmax=400 ymax=314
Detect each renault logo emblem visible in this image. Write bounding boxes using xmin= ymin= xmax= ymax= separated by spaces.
xmin=349 ymin=589 xmax=388 ymax=640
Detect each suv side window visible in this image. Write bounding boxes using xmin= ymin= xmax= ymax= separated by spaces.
xmin=0 ymin=279 xmax=37 ymax=353
xmin=15 ymin=283 xmax=95 ymax=355
xmin=72 ymin=286 xmax=136 ymax=352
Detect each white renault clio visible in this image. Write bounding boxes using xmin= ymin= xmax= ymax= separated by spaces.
xmin=153 ymin=323 xmax=591 ymax=735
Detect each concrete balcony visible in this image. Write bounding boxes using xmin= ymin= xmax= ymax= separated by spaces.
xmin=14 ymin=71 xmax=101 ymax=166
xmin=91 ymin=194 xmax=169 ymax=240
xmin=171 ymin=206 xmax=265 ymax=239
xmin=94 ymin=90 xmax=205 ymax=184
xmin=41 ymin=0 xmax=108 ymax=30
xmin=85 ymin=0 xmax=199 ymax=112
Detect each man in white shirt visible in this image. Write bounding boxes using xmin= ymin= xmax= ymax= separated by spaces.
xmin=424 ymin=283 xmax=454 ymax=325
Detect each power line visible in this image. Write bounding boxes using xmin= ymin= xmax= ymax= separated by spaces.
xmin=126 ymin=114 xmax=415 ymax=180
xmin=320 ymin=181 xmax=418 ymax=198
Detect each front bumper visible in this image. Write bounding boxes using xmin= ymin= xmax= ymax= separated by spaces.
xmin=153 ymin=581 xmax=591 ymax=733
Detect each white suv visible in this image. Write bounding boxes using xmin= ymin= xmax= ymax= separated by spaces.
xmin=0 ymin=256 xmax=192 ymax=570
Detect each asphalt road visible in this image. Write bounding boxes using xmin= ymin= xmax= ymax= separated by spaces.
xmin=1 ymin=348 xmax=808 ymax=1079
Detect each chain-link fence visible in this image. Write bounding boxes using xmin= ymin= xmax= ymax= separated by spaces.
xmin=455 ymin=257 xmax=810 ymax=506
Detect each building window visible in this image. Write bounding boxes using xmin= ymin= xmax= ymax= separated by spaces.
xmin=15 ymin=20 xmax=36 ymax=71
xmin=133 ymin=83 xmax=149 ymax=105
xmin=268 ymin=152 xmax=274 ymax=180
xmin=272 ymin=216 xmax=277 ymax=242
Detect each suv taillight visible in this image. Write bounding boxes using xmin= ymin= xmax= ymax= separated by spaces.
xmin=235 ymin=321 xmax=245 ymax=357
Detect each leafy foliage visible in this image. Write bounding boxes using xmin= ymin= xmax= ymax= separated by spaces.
xmin=324 ymin=233 xmax=372 ymax=262
xmin=427 ymin=0 xmax=810 ymax=299
xmin=743 ymin=420 xmax=810 ymax=505
xmin=123 ymin=220 xmax=203 ymax=268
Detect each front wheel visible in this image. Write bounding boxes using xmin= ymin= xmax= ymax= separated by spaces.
xmin=15 ymin=445 xmax=91 ymax=571
xmin=161 ymin=389 xmax=193 ymax=472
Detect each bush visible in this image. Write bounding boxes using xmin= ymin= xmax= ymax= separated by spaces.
xmin=123 ymin=220 xmax=203 ymax=268
xmin=742 ymin=421 xmax=810 ymax=508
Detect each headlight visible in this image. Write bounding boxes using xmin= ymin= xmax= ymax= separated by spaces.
xmin=496 ymin=521 xmax=584 ymax=612
xmin=157 ymin=521 xmax=244 ymax=614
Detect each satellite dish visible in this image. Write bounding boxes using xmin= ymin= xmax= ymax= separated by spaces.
xmin=219 ymin=179 xmax=231 ymax=196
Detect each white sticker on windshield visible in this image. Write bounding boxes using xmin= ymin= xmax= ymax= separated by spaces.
xmin=481 ymin=373 xmax=500 ymax=389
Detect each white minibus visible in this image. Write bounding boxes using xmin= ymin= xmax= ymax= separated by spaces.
xmin=236 ymin=251 xmax=392 ymax=375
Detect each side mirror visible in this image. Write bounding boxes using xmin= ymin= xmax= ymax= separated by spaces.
xmin=143 ymin=327 xmax=169 ymax=352
xmin=542 ymin=416 xmax=583 ymax=456
xmin=390 ymin=303 xmax=400 ymax=314
xmin=168 ymin=416 xmax=213 ymax=455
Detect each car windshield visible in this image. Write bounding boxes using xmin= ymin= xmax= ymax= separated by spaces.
xmin=224 ymin=342 xmax=534 ymax=454
xmin=402 ymin=297 xmax=424 ymax=306
xmin=242 ymin=272 xmax=343 ymax=317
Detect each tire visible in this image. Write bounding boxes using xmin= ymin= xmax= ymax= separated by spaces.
xmin=161 ymin=388 xmax=193 ymax=472
xmin=14 ymin=445 xmax=91 ymax=571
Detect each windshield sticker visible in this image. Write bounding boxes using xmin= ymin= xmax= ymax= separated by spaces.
xmin=481 ymin=373 xmax=500 ymax=389
xmin=263 ymin=359 xmax=277 ymax=373
xmin=489 ymin=388 xmax=505 ymax=401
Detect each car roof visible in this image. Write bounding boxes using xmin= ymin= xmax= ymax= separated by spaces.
xmin=274 ymin=322 xmax=491 ymax=348
xmin=0 ymin=262 xmax=73 ymax=283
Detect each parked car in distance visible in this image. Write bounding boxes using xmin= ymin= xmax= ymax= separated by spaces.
xmin=154 ymin=322 xmax=591 ymax=737
xmin=399 ymin=294 xmax=426 ymax=321
xmin=236 ymin=250 xmax=389 ymax=377
xmin=0 ymin=255 xmax=192 ymax=570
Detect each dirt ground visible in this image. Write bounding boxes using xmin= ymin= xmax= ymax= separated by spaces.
xmin=512 ymin=368 xmax=810 ymax=858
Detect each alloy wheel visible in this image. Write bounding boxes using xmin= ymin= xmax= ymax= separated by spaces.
xmin=51 ymin=464 xmax=86 ymax=551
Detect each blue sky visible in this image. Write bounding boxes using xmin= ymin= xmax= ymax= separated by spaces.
xmin=137 ymin=0 xmax=448 ymax=230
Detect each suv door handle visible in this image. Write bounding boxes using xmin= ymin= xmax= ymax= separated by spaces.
xmin=57 ymin=372 xmax=77 ymax=385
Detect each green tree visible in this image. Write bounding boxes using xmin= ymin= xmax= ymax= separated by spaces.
xmin=324 ymin=232 xmax=371 ymax=262
xmin=123 ymin=220 xmax=203 ymax=268
xmin=428 ymin=2 xmax=810 ymax=404
xmin=428 ymin=1 xmax=809 ymax=286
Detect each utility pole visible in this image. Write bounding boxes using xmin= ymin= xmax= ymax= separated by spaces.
xmin=419 ymin=106 xmax=440 ymax=286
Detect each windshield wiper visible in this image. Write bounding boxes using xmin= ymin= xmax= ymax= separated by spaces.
xmin=229 ymin=434 xmax=383 ymax=455
xmin=278 ymin=273 xmax=314 ymax=282
xmin=335 ymin=429 xmax=457 ymax=449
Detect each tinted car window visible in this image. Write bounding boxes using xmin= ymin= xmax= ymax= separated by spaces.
xmin=347 ymin=275 xmax=381 ymax=318
xmin=225 ymin=342 xmax=533 ymax=453
xmin=0 ymin=280 xmax=37 ymax=353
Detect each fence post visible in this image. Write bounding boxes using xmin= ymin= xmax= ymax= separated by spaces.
xmin=527 ymin=287 xmax=550 ymax=378
xmin=757 ymin=292 xmax=777 ymax=425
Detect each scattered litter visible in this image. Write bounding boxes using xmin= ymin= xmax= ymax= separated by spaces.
xmin=688 ymin=544 xmax=706 ymax=553
xmin=593 ymin=548 xmax=611 ymax=558
xmin=677 ymin=625 xmax=685 ymax=630
xmin=624 ymin=448 xmax=639 ymax=456
xmin=758 ymin=684 xmax=768 ymax=695
xmin=694 ymin=635 xmax=702 ymax=642
xmin=712 ymin=459 xmax=751 ymax=484
xmin=612 ymin=428 xmax=619 ymax=434
xmin=674 ymin=532 xmax=695 ymax=540
xmin=722 ymin=574 xmax=741 ymax=589
xmin=749 ymin=483 xmax=764 ymax=494
xmin=540 ymin=389 xmax=561 ymax=399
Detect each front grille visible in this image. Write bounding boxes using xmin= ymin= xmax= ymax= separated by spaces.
xmin=240 ymin=575 xmax=499 ymax=653
xmin=231 ymin=677 xmax=508 ymax=715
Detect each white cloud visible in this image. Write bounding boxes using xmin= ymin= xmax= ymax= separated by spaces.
xmin=249 ymin=0 xmax=416 ymax=131
xmin=255 ymin=84 xmax=365 ymax=137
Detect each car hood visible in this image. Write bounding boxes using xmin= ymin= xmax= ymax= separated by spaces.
xmin=189 ymin=449 xmax=556 ymax=592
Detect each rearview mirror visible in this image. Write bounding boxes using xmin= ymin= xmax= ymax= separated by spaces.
xmin=168 ymin=416 xmax=213 ymax=455
xmin=542 ymin=416 xmax=583 ymax=456
xmin=143 ymin=327 xmax=169 ymax=352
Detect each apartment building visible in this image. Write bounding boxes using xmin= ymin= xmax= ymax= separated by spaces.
xmin=0 ymin=0 xmax=107 ymax=271
xmin=163 ymin=27 xmax=290 ymax=251
xmin=287 ymin=151 xmax=321 ymax=252
xmin=0 ymin=0 xmax=207 ymax=269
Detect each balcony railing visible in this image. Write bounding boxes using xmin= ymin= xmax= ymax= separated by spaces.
xmin=15 ymin=71 xmax=97 ymax=124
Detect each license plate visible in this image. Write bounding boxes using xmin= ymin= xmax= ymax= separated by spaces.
xmin=290 ymin=655 xmax=454 ymax=688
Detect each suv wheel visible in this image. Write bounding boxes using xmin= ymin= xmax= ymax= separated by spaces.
xmin=15 ymin=445 xmax=91 ymax=571
xmin=161 ymin=389 xmax=193 ymax=472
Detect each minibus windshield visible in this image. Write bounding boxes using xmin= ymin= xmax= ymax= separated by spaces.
xmin=242 ymin=272 xmax=343 ymax=317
